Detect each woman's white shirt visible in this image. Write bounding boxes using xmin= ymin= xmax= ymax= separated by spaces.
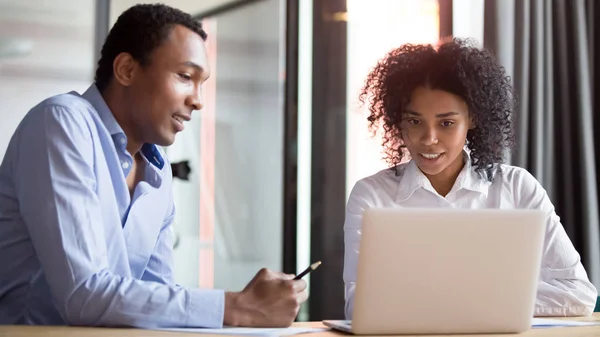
xmin=343 ymin=155 xmax=598 ymax=319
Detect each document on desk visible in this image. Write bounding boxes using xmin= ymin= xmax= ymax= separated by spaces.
xmin=155 ymin=326 xmax=329 ymax=336
xmin=532 ymin=318 xmax=600 ymax=328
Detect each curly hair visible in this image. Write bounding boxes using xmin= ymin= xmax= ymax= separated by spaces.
xmin=95 ymin=4 xmax=207 ymax=92
xmin=359 ymin=38 xmax=516 ymax=180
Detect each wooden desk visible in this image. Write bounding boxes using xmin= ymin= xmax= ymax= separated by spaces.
xmin=1 ymin=314 xmax=599 ymax=337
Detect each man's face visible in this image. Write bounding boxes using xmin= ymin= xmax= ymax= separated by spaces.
xmin=127 ymin=24 xmax=209 ymax=146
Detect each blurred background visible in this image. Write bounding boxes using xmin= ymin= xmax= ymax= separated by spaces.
xmin=0 ymin=0 xmax=598 ymax=321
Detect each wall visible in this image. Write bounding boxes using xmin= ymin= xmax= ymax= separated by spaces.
xmin=452 ymin=0 xmax=485 ymax=45
xmin=109 ymin=0 xmax=242 ymax=25
xmin=0 ymin=0 xmax=95 ymax=161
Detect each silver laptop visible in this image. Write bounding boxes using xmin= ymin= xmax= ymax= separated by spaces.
xmin=324 ymin=208 xmax=546 ymax=335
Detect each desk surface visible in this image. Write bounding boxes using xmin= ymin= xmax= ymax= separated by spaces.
xmin=1 ymin=314 xmax=599 ymax=337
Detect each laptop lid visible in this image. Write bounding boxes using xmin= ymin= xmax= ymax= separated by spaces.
xmin=351 ymin=208 xmax=545 ymax=335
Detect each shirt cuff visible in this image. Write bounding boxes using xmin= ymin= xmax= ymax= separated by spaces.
xmin=186 ymin=288 xmax=225 ymax=328
xmin=534 ymin=305 xmax=594 ymax=317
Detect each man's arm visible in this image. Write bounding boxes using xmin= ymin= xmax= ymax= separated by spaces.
xmin=15 ymin=105 xmax=224 ymax=328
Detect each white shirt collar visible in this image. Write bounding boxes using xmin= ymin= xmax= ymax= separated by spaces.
xmin=395 ymin=150 xmax=492 ymax=202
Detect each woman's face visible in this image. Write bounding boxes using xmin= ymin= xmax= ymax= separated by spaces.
xmin=401 ymin=86 xmax=473 ymax=180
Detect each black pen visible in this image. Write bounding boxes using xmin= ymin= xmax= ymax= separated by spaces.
xmin=294 ymin=261 xmax=322 ymax=280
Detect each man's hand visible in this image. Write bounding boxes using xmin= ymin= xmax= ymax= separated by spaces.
xmin=223 ymin=268 xmax=308 ymax=327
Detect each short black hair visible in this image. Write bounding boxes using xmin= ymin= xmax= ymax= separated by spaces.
xmin=360 ymin=38 xmax=516 ymax=180
xmin=94 ymin=3 xmax=207 ymax=92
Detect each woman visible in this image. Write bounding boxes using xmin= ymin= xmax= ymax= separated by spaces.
xmin=343 ymin=38 xmax=597 ymax=319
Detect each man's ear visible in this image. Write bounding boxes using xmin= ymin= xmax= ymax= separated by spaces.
xmin=112 ymin=52 xmax=139 ymax=87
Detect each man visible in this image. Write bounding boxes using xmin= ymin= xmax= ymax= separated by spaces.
xmin=0 ymin=4 xmax=307 ymax=328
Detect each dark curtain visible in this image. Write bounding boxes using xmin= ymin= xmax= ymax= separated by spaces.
xmin=484 ymin=0 xmax=600 ymax=288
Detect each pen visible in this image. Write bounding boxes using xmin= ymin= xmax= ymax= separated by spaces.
xmin=294 ymin=261 xmax=322 ymax=280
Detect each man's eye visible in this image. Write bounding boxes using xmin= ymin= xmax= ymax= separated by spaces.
xmin=179 ymin=73 xmax=192 ymax=81
xmin=408 ymin=119 xmax=420 ymax=125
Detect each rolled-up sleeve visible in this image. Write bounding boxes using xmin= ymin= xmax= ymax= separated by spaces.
xmin=15 ymin=105 xmax=224 ymax=328
xmin=514 ymin=169 xmax=598 ymax=316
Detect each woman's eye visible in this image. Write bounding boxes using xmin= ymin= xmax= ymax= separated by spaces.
xmin=441 ymin=121 xmax=454 ymax=127
xmin=179 ymin=73 xmax=192 ymax=81
xmin=408 ymin=119 xmax=420 ymax=125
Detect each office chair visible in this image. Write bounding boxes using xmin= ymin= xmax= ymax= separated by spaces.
xmin=595 ymin=296 xmax=600 ymax=312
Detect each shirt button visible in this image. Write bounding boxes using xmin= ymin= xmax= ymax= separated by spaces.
xmin=122 ymin=161 xmax=130 ymax=169
xmin=120 ymin=137 xmax=126 ymax=145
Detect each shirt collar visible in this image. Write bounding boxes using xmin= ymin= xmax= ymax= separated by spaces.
xmin=454 ymin=150 xmax=491 ymax=196
xmin=395 ymin=149 xmax=491 ymax=202
xmin=395 ymin=158 xmax=429 ymax=202
xmin=81 ymin=84 xmax=166 ymax=171
xmin=82 ymin=84 xmax=124 ymax=137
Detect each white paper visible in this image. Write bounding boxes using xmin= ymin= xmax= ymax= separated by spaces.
xmin=155 ymin=326 xmax=329 ymax=336
xmin=532 ymin=318 xmax=600 ymax=328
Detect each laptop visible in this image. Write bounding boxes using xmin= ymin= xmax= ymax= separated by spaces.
xmin=324 ymin=208 xmax=546 ymax=335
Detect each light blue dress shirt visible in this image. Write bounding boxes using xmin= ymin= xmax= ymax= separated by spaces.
xmin=0 ymin=85 xmax=224 ymax=328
